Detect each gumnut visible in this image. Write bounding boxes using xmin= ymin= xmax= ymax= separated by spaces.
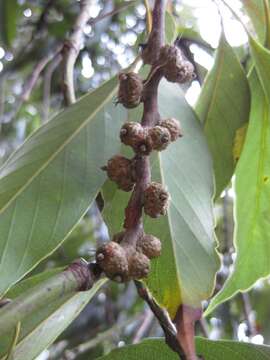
xmin=96 ymin=242 xmax=129 ymax=282
xmin=147 ymin=125 xmax=171 ymax=151
xmin=137 ymin=234 xmax=162 ymax=259
xmin=117 ymin=72 xmax=143 ymax=108
xmin=159 ymin=45 xmax=195 ymax=84
xmin=143 ymin=182 xmax=170 ymax=218
xmin=103 ymin=155 xmax=135 ymax=192
xmin=120 ymin=122 xmax=152 ymax=155
xmin=159 ymin=118 xmax=183 ymax=141
xmin=128 ymin=251 xmax=150 ymax=279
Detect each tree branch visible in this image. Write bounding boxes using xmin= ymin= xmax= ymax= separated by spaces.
xmin=132 ymin=308 xmax=154 ymax=343
xmin=0 ymin=45 xmax=62 ymax=124
xmin=63 ymin=315 xmax=142 ymax=359
xmin=61 ymin=0 xmax=92 ymax=106
xmin=174 ymin=305 xmax=203 ymax=360
xmin=124 ymin=0 xmax=165 ymax=231
xmin=0 ymin=259 xmax=100 ymax=338
xmin=89 ymin=1 xmax=138 ymax=27
xmin=241 ymin=292 xmax=257 ymax=338
xmin=42 ymin=53 xmax=62 ymax=122
xmin=135 ymin=281 xmax=186 ymax=359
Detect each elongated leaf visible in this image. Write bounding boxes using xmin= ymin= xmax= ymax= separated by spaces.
xmin=97 ymin=338 xmax=270 ymax=360
xmin=103 ymin=80 xmax=220 ymax=317
xmin=196 ymin=34 xmax=250 ymax=197
xmin=0 ymin=270 xmax=106 ymax=360
xmin=206 ymin=38 xmax=270 ymax=315
xmin=0 ymin=77 xmax=125 ymax=296
xmin=241 ymin=0 xmax=267 ymax=44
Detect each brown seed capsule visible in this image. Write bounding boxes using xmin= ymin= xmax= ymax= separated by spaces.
xmin=105 ymin=155 xmax=135 ymax=192
xmin=128 ymin=252 xmax=150 ymax=279
xmin=137 ymin=234 xmax=162 ymax=259
xmin=120 ymin=122 xmax=144 ymax=146
xmin=159 ymin=45 xmax=195 ymax=84
xmin=147 ymin=126 xmax=171 ymax=151
xmin=159 ymin=118 xmax=183 ymax=141
xmin=118 ymin=72 xmax=143 ymax=108
xmin=143 ymin=182 xmax=170 ymax=218
xmin=159 ymin=45 xmax=182 ymax=64
xmin=96 ymin=242 xmax=128 ymax=281
xmin=120 ymin=122 xmax=152 ymax=155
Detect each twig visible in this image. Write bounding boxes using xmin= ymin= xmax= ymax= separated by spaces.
xmin=135 ymin=281 xmax=186 ymax=359
xmin=88 ymin=1 xmax=138 ymax=27
xmin=132 ymin=308 xmax=154 ymax=343
xmin=0 ymin=45 xmax=62 ymax=124
xmin=0 ymin=259 xmax=101 ymax=338
xmin=22 ymin=45 xmax=62 ymax=102
xmin=35 ymin=0 xmax=55 ymax=33
xmin=61 ymin=0 xmax=92 ymax=106
xmin=174 ymin=306 xmax=203 ymax=360
xmin=63 ymin=315 xmax=141 ymax=359
xmin=198 ymin=318 xmax=209 ymax=338
xmin=0 ymin=74 xmax=7 ymax=132
xmin=61 ymin=1 xmax=138 ymax=106
xmin=241 ymin=292 xmax=257 ymax=337
xmin=42 ymin=53 xmax=62 ymax=122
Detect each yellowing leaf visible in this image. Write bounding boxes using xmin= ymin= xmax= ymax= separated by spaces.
xmin=233 ymin=123 xmax=248 ymax=163
xmin=196 ymin=34 xmax=250 ymax=197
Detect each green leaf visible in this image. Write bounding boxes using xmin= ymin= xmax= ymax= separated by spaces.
xmin=206 ymin=37 xmax=270 ymax=315
xmin=196 ymin=34 xmax=250 ymax=197
xmin=0 ymin=0 xmax=19 ymax=47
xmin=241 ymin=0 xmax=268 ymax=44
xmin=0 ymin=270 xmax=106 ymax=360
xmin=0 ymin=77 xmax=125 ymax=296
xmin=96 ymin=338 xmax=270 ymax=360
xmin=103 ymin=80 xmax=220 ymax=317
xmin=165 ymin=11 xmax=177 ymax=44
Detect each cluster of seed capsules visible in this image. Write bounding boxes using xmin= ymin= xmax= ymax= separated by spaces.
xmin=96 ymin=44 xmax=194 ymax=283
